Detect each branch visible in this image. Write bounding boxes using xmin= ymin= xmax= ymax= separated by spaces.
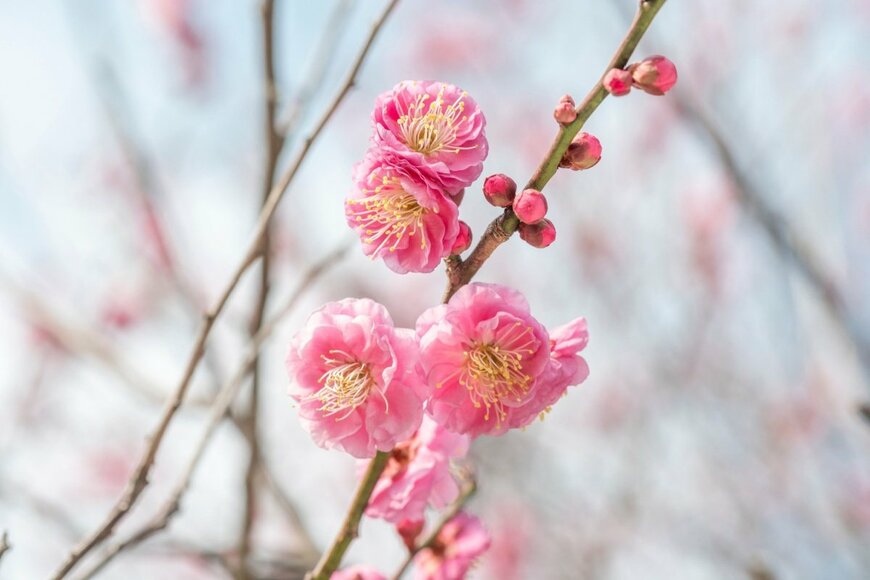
xmin=0 ymin=531 xmax=10 ymax=566
xmin=390 ymin=479 xmax=477 ymax=580
xmin=305 ymin=452 xmax=392 ymax=580
xmin=73 ymin=243 xmax=351 ymax=578
xmin=443 ymin=0 xmax=669 ymax=301
xmin=49 ymin=0 xmax=397 ymax=569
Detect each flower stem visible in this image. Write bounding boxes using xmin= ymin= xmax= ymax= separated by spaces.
xmin=306 ymin=451 xmax=391 ymax=580
xmin=443 ymin=0 xmax=669 ymax=301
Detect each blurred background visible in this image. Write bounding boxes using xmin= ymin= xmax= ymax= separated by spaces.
xmin=1 ymin=0 xmax=869 ymax=578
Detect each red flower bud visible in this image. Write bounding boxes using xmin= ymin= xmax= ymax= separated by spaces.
xmin=553 ymin=94 xmax=577 ymax=125
xmin=629 ymin=55 xmax=677 ymax=95
xmin=559 ymin=132 xmax=602 ymax=171
xmin=519 ymin=219 xmax=556 ymax=248
xmin=483 ymin=173 xmax=517 ymax=207
xmin=451 ymin=221 xmax=473 ymax=254
xmin=513 ymin=189 xmax=548 ymax=224
xmin=603 ymin=68 xmax=632 ymax=96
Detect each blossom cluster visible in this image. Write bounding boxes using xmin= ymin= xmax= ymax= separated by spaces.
xmin=345 ymin=81 xmax=488 ymax=273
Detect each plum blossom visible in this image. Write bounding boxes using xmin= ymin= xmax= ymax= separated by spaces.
xmin=286 ymin=298 xmax=425 ymax=458
xmin=413 ymin=511 xmax=491 ymax=580
xmin=371 ymin=81 xmax=488 ymax=194
xmin=416 ymin=283 xmax=589 ymax=437
xmin=365 ymin=416 xmax=470 ymax=523
xmin=331 ymin=565 xmax=387 ymax=580
xmin=346 ymin=152 xmax=460 ymax=274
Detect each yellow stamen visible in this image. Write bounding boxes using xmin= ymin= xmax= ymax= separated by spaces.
xmin=396 ymin=85 xmax=471 ymax=155
xmin=347 ymin=175 xmax=429 ymax=252
xmin=309 ymin=349 xmax=386 ymax=419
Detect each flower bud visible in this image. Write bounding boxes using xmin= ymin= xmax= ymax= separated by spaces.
xmin=559 ymin=132 xmax=602 ymax=171
xmin=482 ymin=173 xmax=517 ymax=207
xmin=603 ymin=68 xmax=632 ymax=96
xmin=396 ymin=519 xmax=424 ymax=552
xmin=519 ymin=219 xmax=556 ymax=248
xmin=553 ymin=94 xmax=577 ymax=125
xmin=451 ymin=221 xmax=473 ymax=254
xmin=513 ymin=189 xmax=548 ymax=224
xmin=629 ymin=55 xmax=677 ymax=95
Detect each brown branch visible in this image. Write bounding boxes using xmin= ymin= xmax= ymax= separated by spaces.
xmin=390 ymin=479 xmax=477 ymax=580
xmin=442 ymin=0 xmax=669 ymax=301
xmin=49 ymin=0 xmax=397 ymax=571
xmin=74 ymin=244 xmax=350 ymax=579
xmin=0 ymin=531 xmax=11 ymax=566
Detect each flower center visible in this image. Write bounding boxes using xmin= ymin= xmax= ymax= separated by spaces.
xmin=397 ymin=86 xmax=469 ymax=155
xmin=459 ymin=323 xmax=536 ymax=422
xmin=310 ymin=349 xmax=383 ymax=419
xmin=347 ymin=175 xmax=430 ymax=254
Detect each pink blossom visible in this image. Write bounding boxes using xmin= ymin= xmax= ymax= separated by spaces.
xmin=512 ymin=189 xmax=548 ymax=224
xmin=518 ymin=218 xmax=556 ymax=249
xmin=451 ymin=221 xmax=473 ymax=255
xmin=413 ymin=512 xmax=491 ymax=580
xmin=371 ymin=81 xmax=488 ymax=194
xmin=553 ymin=94 xmax=577 ymax=125
xmin=482 ymin=173 xmax=517 ymax=207
xmin=346 ymin=152 xmax=461 ymax=274
xmin=603 ymin=68 xmax=632 ymax=96
xmin=286 ymin=298 xmax=425 ymax=458
xmin=559 ymin=132 xmax=602 ymax=171
xmin=331 ymin=565 xmax=387 ymax=580
xmin=630 ymin=55 xmax=678 ymax=95
xmin=365 ymin=416 xmax=470 ymax=523
xmin=416 ymin=284 xmax=553 ymax=437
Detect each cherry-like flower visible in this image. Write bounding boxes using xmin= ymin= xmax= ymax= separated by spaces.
xmin=286 ymin=298 xmax=425 ymax=458
xmin=413 ymin=511 xmax=491 ymax=580
xmin=371 ymin=81 xmax=488 ymax=194
xmin=347 ymin=152 xmax=460 ymax=274
xmin=365 ymin=416 xmax=470 ymax=523
xmin=416 ymin=284 xmax=551 ymax=437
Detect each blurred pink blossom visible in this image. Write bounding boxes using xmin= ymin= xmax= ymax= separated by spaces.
xmin=413 ymin=511 xmax=490 ymax=580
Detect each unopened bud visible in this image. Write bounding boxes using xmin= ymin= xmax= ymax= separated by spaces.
xmin=629 ymin=55 xmax=677 ymax=95
xmin=513 ymin=189 xmax=548 ymax=224
xmin=396 ymin=519 xmax=424 ymax=552
xmin=483 ymin=173 xmax=517 ymax=207
xmin=553 ymin=94 xmax=577 ymax=125
xmin=559 ymin=132 xmax=602 ymax=171
xmin=603 ymin=68 xmax=632 ymax=96
xmin=519 ymin=219 xmax=556 ymax=248
xmin=451 ymin=221 xmax=473 ymax=254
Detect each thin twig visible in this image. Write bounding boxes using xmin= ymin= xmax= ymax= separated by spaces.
xmin=0 ymin=531 xmax=11 ymax=566
xmin=50 ymin=0 xmax=397 ymax=570
xmin=390 ymin=479 xmax=477 ymax=580
xmin=75 ymin=244 xmax=351 ymax=578
xmin=443 ymin=0 xmax=669 ymax=301
xmin=305 ymin=452 xmax=392 ymax=580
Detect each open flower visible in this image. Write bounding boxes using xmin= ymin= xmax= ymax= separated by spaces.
xmin=347 ymin=152 xmax=460 ymax=274
xmin=365 ymin=416 xmax=470 ymax=523
xmin=286 ymin=298 xmax=424 ymax=458
xmin=413 ymin=511 xmax=491 ymax=580
xmin=416 ymin=283 xmax=589 ymax=437
xmin=371 ymin=81 xmax=488 ymax=194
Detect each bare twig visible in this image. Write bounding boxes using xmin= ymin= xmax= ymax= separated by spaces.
xmin=443 ymin=0 xmax=669 ymax=301
xmin=0 ymin=531 xmax=11 ymax=565
xmin=390 ymin=479 xmax=477 ymax=580
xmin=50 ymin=0 xmax=397 ymax=571
xmin=75 ymin=244 xmax=350 ymax=578
xmin=306 ymin=452 xmax=392 ymax=580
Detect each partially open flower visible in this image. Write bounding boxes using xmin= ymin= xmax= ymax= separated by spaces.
xmin=286 ymin=298 xmax=425 ymax=458
xmin=372 ymin=81 xmax=488 ymax=194
xmin=413 ymin=512 xmax=491 ymax=580
xmin=630 ymin=55 xmax=677 ymax=95
xmin=603 ymin=68 xmax=632 ymax=96
xmin=559 ymin=132 xmax=602 ymax=171
xmin=347 ymin=153 xmax=460 ymax=274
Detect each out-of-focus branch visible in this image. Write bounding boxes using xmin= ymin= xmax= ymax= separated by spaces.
xmin=443 ymin=0 xmax=669 ymax=301
xmin=50 ymin=0 xmax=397 ymax=571
xmin=675 ymin=96 xmax=870 ymax=387
xmin=75 ymin=243 xmax=350 ymax=578
xmin=0 ymin=531 xmax=11 ymax=566
xmin=390 ymin=478 xmax=477 ymax=580
xmin=277 ymin=0 xmax=353 ymax=137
